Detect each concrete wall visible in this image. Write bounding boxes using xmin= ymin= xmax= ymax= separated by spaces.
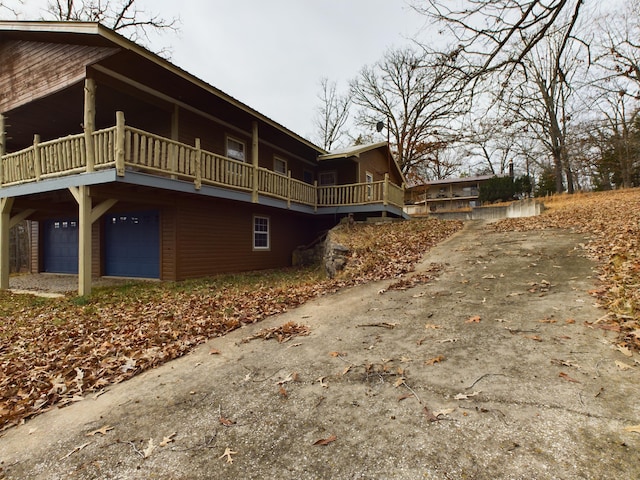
xmin=424 ymin=199 xmax=544 ymax=221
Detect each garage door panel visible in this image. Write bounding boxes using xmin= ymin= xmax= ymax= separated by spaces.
xmin=104 ymin=211 xmax=159 ymax=278
xmin=43 ymin=219 xmax=78 ymax=274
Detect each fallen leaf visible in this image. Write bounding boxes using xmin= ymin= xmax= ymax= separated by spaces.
xmin=143 ymin=438 xmax=155 ymax=458
xmin=341 ymin=365 xmax=352 ymax=376
xmin=425 ymin=355 xmax=445 ymax=366
xmin=616 ymin=344 xmax=633 ymax=357
xmin=86 ymin=425 xmax=114 ymax=436
xmin=219 ymin=416 xmax=236 ymax=427
xmin=219 ymin=447 xmax=237 ymax=463
xmin=394 ymin=377 xmax=405 ymax=388
xmin=524 ymin=335 xmax=543 ymax=342
xmin=209 ymin=348 xmax=221 ymax=355
xmin=313 ymin=434 xmax=337 ymax=446
xmin=60 ymin=442 xmax=91 ymax=460
xmin=559 ymin=372 xmax=580 ymax=383
xmin=278 ymin=386 xmax=288 ymax=398
xmin=454 ymin=391 xmax=480 ymax=400
xmin=565 ymin=319 xmax=576 ymax=324
xmin=329 ymin=351 xmax=346 ymax=357
xmin=433 ymin=408 xmax=455 ymax=417
xmin=615 ymin=361 xmax=634 ymax=371
xmin=159 ymin=433 xmax=177 ymax=447
xmin=316 ymin=376 xmax=328 ymax=388
xmin=425 ymin=323 xmax=441 ymax=329
xmin=538 ymin=318 xmax=557 ymax=324
xmin=624 ymin=425 xmax=640 ymax=434
xmin=423 ymin=406 xmax=438 ymax=422
xmin=466 ymin=315 xmax=481 ymax=323
xmin=397 ymin=393 xmax=413 ymax=401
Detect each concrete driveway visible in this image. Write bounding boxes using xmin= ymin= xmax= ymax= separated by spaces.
xmin=1 ymin=221 xmax=638 ymax=479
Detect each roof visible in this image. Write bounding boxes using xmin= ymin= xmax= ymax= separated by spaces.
xmin=0 ymin=20 xmax=325 ymax=155
xmin=319 ymin=141 xmax=405 ymax=184
xmin=410 ymin=174 xmax=503 ymax=189
xmin=318 ymin=141 xmax=389 ymax=160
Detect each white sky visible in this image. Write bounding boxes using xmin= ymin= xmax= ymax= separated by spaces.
xmin=7 ymin=0 xmax=431 ymax=144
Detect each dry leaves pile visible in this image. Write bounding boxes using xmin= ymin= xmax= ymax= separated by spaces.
xmin=0 ymin=217 xmax=462 ymax=431
xmin=489 ymin=189 xmax=640 ymax=352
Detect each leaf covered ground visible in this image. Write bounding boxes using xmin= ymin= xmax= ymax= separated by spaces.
xmin=488 ymin=188 xmax=640 ymax=354
xmin=0 ymin=218 xmax=462 ymax=431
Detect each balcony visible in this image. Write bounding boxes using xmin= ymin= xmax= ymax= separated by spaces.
xmin=0 ymin=114 xmax=404 ymax=211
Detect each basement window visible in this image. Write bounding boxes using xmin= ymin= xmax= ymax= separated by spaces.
xmin=253 ymin=216 xmax=270 ymax=250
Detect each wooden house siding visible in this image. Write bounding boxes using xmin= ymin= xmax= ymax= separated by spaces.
xmin=172 ymin=197 xmax=317 ymax=280
xmin=358 ymin=150 xmax=396 ymax=183
xmin=29 ymin=220 xmax=38 ymax=273
xmin=92 ymin=221 xmax=101 ymax=277
xmin=160 ymin=207 xmax=177 ymax=281
xmin=0 ymin=40 xmax=117 ymax=112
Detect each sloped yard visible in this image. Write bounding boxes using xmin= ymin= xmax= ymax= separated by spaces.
xmin=0 ymin=219 xmax=462 ymax=431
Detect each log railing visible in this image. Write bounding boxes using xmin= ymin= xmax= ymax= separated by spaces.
xmin=0 ymin=118 xmax=404 ymax=210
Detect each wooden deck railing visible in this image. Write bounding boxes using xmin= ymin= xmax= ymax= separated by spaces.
xmin=0 ymin=116 xmax=404 ymax=210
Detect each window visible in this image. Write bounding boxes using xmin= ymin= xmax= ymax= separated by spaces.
xmin=253 ymin=216 xmax=270 ymax=250
xmin=366 ymin=171 xmax=374 ymax=200
xmin=303 ymin=170 xmax=314 ymax=184
xmin=318 ymin=171 xmax=336 ymax=186
xmin=274 ymin=157 xmax=287 ymax=175
xmin=226 ymin=137 xmax=246 ymax=162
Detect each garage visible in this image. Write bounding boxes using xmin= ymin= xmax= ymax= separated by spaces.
xmin=42 ymin=218 xmax=79 ymax=274
xmin=104 ymin=210 xmax=160 ymax=278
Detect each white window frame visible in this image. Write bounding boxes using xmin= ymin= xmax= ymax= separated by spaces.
xmin=253 ymin=215 xmax=270 ymax=251
xmin=273 ymin=156 xmax=288 ymax=175
xmin=318 ymin=171 xmax=337 ymax=186
xmin=366 ymin=171 xmax=374 ymax=200
xmin=226 ymin=136 xmax=246 ymax=162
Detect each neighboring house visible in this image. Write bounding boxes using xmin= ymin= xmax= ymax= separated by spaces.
xmin=0 ymin=21 xmax=405 ymax=295
xmin=404 ymin=175 xmax=497 ymax=215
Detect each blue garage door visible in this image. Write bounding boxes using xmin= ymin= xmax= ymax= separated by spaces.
xmin=43 ymin=219 xmax=79 ymax=274
xmin=104 ymin=210 xmax=160 ymax=278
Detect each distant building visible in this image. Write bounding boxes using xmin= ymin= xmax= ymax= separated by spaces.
xmin=404 ymin=175 xmax=500 ymax=215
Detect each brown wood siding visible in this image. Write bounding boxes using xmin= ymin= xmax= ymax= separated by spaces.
xmin=0 ymin=40 xmax=117 ymax=112
xmin=92 ymin=221 xmax=101 ymax=278
xmin=358 ymin=150 xmax=395 ymax=182
xmin=174 ymin=197 xmax=318 ymax=280
xmin=29 ymin=221 xmax=39 ymax=273
xmin=160 ymin=207 xmax=177 ymax=281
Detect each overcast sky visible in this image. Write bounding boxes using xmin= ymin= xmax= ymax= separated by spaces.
xmin=8 ymin=0 xmax=430 ymax=144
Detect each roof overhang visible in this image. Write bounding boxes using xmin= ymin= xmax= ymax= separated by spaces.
xmin=0 ymin=20 xmax=326 ymax=155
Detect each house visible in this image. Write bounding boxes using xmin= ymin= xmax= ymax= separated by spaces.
xmin=0 ymin=21 xmax=405 ymax=295
xmin=404 ymin=175 xmax=497 ymax=215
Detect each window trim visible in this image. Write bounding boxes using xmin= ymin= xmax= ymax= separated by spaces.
xmin=253 ymin=215 xmax=270 ymax=251
xmin=226 ymin=136 xmax=246 ymax=163
xmin=273 ymin=156 xmax=288 ymax=175
xmin=366 ymin=171 xmax=374 ymax=200
xmin=318 ymin=171 xmax=337 ymax=186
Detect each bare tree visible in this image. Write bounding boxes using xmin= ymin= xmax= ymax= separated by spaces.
xmin=314 ymin=77 xmax=351 ymax=151
xmin=44 ymin=0 xmax=178 ymax=44
xmin=349 ymin=46 xmax=467 ymax=177
xmin=414 ymin=0 xmax=585 ymax=84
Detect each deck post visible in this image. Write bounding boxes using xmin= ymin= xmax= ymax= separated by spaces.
xmin=252 ymin=121 xmax=259 ymax=203
xmin=194 ymin=138 xmax=202 ymax=190
xmin=314 ymin=180 xmax=318 ymax=212
xmin=0 ymin=114 xmax=5 ymax=186
xmin=76 ymin=185 xmax=92 ymax=297
xmin=33 ymin=134 xmax=42 ymax=181
xmin=170 ymin=105 xmax=179 ymax=179
xmin=115 ymin=111 xmax=125 ymax=176
xmin=383 ymin=173 xmax=389 ymax=206
xmin=0 ymin=197 xmax=14 ymax=290
xmin=84 ymin=77 xmax=96 ymax=172
xmin=287 ymin=171 xmax=292 ymax=208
